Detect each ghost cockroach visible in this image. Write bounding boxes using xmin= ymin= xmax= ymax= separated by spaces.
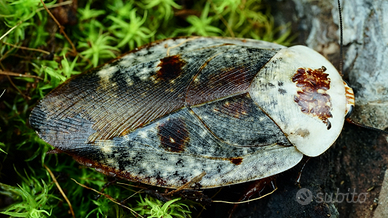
xmin=29 ymin=36 xmax=355 ymax=189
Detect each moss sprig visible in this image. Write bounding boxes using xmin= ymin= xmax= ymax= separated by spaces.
xmin=0 ymin=169 xmax=59 ymax=218
xmin=133 ymin=196 xmax=191 ymax=218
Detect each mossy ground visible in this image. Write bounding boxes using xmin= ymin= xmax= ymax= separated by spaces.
xmin=0 ymin=0 xmax=292 ymax=217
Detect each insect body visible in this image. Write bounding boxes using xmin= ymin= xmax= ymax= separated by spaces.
xmin=30 ymin=37 xmax=355 ymax=189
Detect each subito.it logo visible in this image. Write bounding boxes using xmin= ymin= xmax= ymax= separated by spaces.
xmin=295 ymin=188 xmax=313 ymax=205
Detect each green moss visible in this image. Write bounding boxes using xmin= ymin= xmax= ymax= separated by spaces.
xmin=0 ymin=0 xmax=293 ymax=217
xmin=0 ymin=168 xmax=59 ymax=218
xmin=133 ymin=196 xmax=191 ymax=218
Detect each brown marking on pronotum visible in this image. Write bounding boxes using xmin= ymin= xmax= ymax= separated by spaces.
xmin=294 ymin=128 xmax=310 ymax=138
xmin=158 ymin=118 xmax=189 ymax=153
xmin=155 ymin=55 xmax=186 ymax=81
xmin=292 ymin=66 xmax=333 ymax=129
xmin=230 ymin=157 xmax=243 ymax=165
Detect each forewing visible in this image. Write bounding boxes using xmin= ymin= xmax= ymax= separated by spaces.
xmin=30 ymin=39 xmax=280 ymax=148
xmin=60 ymin=108 xmax=302 ymax=188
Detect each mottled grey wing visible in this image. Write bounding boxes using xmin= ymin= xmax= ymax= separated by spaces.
xmin=57 ymin=106 xmax=303 ymax=189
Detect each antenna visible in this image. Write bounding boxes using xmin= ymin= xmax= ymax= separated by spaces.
xmin=337 ymin=0 xmax=344 ymax=75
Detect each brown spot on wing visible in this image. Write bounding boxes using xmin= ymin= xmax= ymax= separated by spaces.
xmin=230 ymin=157 xmax=243 ymax=165
xmin=292 ymin=67 xmax=332 ymax=129
xmin=158 ymin=118 xmax=189 ymax=153
xmin=155 ymin=55 xmax=186 ymax=81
